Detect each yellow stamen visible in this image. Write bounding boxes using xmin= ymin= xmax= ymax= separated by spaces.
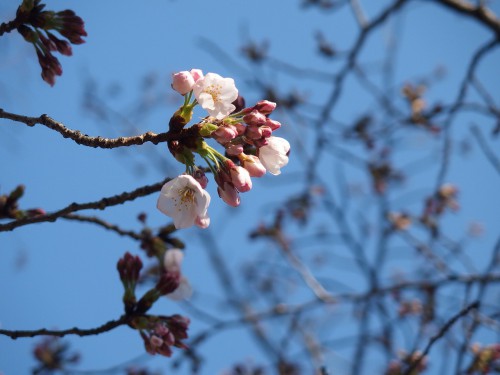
xmin=204 ymin=84 xmax=222 ymax=103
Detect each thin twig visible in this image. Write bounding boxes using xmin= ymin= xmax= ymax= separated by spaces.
xmin=62 ymin=214 xmax=144 ymax=241
xmin=404 ymin=301 xmax=480 ymax=375
xmin=470 ymin=124 xmax=500 ymax=176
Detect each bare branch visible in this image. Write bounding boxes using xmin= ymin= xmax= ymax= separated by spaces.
xmin=404 ymin=301 xmax=480 ymax=375
xmin=0 ymin=178 xmax=170 ymax=232
xmin=62 ymin=214 xmax=144 ymax=241
xmin=0 ymin=315 xmax=128 ymax=339
xmin=0 ymin=109 xmax=173 ymax=149
xmin=471 ymin=125 xmax=500 ymax=176
xmin=433 ymin=0 xmax=500 ymax=36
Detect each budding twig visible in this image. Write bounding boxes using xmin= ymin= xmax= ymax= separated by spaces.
xmin=0 ymin=315 xmax=129 ymax=339
xmin=0 ymin=109 xmax=174 ymax=148
xmin=0 ymin=178 xmax=170 ymax=232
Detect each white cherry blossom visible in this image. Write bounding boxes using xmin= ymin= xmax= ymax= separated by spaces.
xmin=163 ymin=249 xmax=192 ymax=300
xmin=193 ymin=73 xmax=238 ymax=119
xmin=157 ymin=175 xmax=211 ymax=229
xmin=258 ymin=136 xmax=290 ymax=175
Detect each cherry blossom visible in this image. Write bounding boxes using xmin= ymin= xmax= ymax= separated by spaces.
xmin=230 ymin=165 xmax=252 ymax=192
xmin=193 ymin=73 xmax=238 ymax=119
xmin=163 ymin=249 xmax=192 ymax=300
xmin=157 ymin=175 xmax=211 ymax=229
xmin=171 ymin=71 xmax=195 ymax=95
xmin=258 ymin=136 xmax=291 ymax=175
xmin=241 ymin=155 xmax=266 ymax=177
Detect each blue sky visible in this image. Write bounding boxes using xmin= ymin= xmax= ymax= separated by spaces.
xmin=1 ymin=1 xmax=500 ymax=374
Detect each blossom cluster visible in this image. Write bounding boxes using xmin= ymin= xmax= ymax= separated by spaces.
xmin=157 ymin=69 xmax=291 ymax=229
xmin=15 ymin=0 xmax=87 ymax=85
xmin=134 ymin=315 xmax=190 ymax=357
xmin=116 ymin=251 xmax=191 ymax=357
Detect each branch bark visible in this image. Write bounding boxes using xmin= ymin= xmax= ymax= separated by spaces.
xmin=0 ymin=178 xmax=170 ymax=232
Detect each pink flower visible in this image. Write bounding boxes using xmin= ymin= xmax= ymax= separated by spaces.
xmin=243 ymin=110 xmax=267 ymax=126
xmin=226 ymin=144 xmax=244 ymax=156
xmin=164 ymin=249 xmax=184 ymax=273
xmin=193 ymin=168 xmax=208 ymax=189
xmin=254 ymin=100 xmax=277 ymax=115
xmin=241 ymin=155 xmax=266 ymax=177
xmin=157 ymin=175 xmax=211 ymax=229
xmin=230 ymin=165 xmax=252 ymax=192
xmin=217 ymin=182 xmax=240 ymax=207
xmin=171 ymin=71 xmax=195 ymax=95
xmin=189 ymin=69 xmax=204 ymax=82
xmin=258 ymin=136 xmax=290 ymax=175
xmin=163 ymin=249 xmax=192 ymax=300
xmin=193 ymin=73 xmax=238 ymax=119
xmin=265 ymin=118 xmax=281 ymax=131
xmin=213 ymin=125 xmax=238 ymax=143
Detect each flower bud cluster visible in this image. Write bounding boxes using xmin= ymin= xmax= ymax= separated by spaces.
xmin=135 ymin=315 xmax=190 ymax=357
xmin=14 ymin=0 xmax=87 ymax=85
xmin=200 ymin=98 xmax=289 ymax=207
xmin=157 ymin=69 xmax=291 ymax=229
xmin=0 ymin=185 xmax=45 ymax=220
xmin=117 ymin=252 xmax=143 ymax=314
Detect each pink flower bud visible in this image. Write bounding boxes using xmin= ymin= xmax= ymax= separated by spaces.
xmin=230 ymin=166 xmax=252 ymax=192
xmin=253 ymin=138 xmax=269 ymax=148
xmin=189 ymin=69 xmax=204 ymax=82
xmin=260 ymin=126 xmax=272 ymax=138
xmin=233 ymin=122 xmax=246 ymax=135
xmin=245 ymin=125 xmax=263 ymax=140
xmin=254 ymin=100 xmax=277 ymax=115
xmin=193 ymin=169 xmax=208 ymax=189
xmin=226 ymin=144 xmax=244 ymax=156
xmin=171 ymin=71 xmax=195 ymax=95
xmin=217 ymin=182 xmax=241 ymax=207
xmin=243 ymin=110 xmax=267 ymax=126
xmin=150 ymin=335 xmax=164 ymax=348
xmin=265 ymin=118 xmax=281 ymax=131
xmin=213 ymin=125 xmax=238 ymax=143
xmin=241 ymin=155 xmax=266 ymax=177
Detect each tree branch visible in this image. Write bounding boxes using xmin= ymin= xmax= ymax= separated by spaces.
xmin=62 ymin=213 xmax=144 ymax=241
xmin=0 ymin=109 xmax=175 ymax=149
xmin=404 ymin=301 xmax=480 ymax=375
xmin=0 ymin=315 xmax=128 ymax=339
xmin=433 ymin=0 xmax=500 ymax=36
xmin=0 ymin=178 xmax=170 ymax=232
